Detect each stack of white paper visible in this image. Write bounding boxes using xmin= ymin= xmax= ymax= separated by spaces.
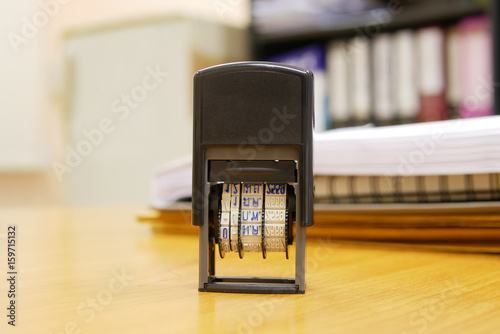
xmin=151 ymin=116 xmax=500 ymax=207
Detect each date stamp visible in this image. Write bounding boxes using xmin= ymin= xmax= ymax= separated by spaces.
xmin=6 ymin=225 xmax=17 ymax=326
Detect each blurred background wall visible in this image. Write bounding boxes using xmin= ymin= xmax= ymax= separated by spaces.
xmin=0 ymin=0 xmax=250 ymax=207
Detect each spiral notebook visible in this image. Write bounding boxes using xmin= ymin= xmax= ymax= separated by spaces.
xmin=314 ymin=173 xmax=500 ymax=204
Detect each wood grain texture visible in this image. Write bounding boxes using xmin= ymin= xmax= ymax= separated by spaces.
xmin=1 ymin=206 xmax=499 ymax=334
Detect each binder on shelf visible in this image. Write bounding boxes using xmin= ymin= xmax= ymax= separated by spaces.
xmin=416 ymin=26 xmax=447 ymax=122
xmin=392 ymin=29 xmax=420 ymax=124
xmin=372 ymin=33 xmax=395 ymax=126
xmin=446 ymin=26 xmax=461 ymax=119
xmin=458 ymin=15 xmax=494 ymax=118
xmin=348 ymin=37 xmax=372 ymax=126
xmin=326 ymin=41 xmax=350 ymax=128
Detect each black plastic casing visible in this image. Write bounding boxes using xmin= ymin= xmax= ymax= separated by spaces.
xmin=192 ymin=61 xmax=314 ymax=228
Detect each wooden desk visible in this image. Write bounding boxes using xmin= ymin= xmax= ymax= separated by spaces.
xmin=1 ymin=206 xmax=499 ymax=334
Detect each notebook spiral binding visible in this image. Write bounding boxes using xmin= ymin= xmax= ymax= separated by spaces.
xmin=316 ymin=173 xmax=500 ymax=204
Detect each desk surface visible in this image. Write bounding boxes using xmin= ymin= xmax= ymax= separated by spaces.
xmin=0 ymin=206 xmax=499 ymax=334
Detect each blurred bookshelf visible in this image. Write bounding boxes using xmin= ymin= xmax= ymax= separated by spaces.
xmin=250 ymin=0 xmax=499 ymax=130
